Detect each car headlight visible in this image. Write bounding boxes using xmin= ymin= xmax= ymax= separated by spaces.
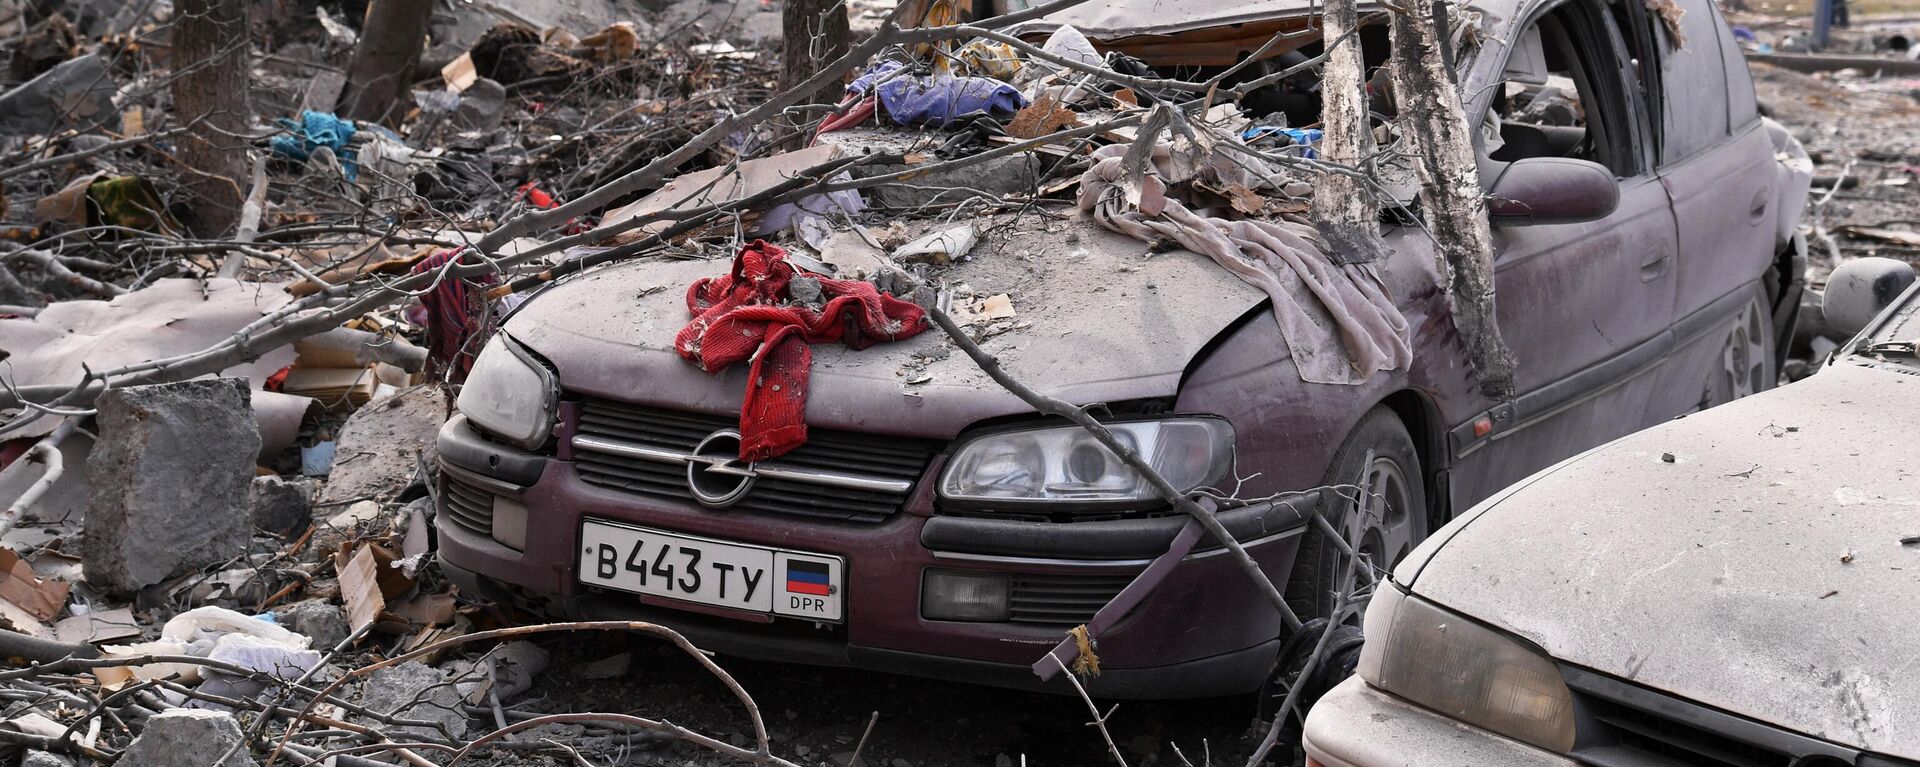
xmin=938 ymin=419 xmax=1233 ymax=505
xmin=1357 ymin=585 xmax=1576 ymax=752
xmin=456 ymin=334 xmax=559 ymax=450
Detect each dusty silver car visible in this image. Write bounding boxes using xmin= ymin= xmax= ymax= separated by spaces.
xmin=1301 ymin=260 xmax=1920 ymax=766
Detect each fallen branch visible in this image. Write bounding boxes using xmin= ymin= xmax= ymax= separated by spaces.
xmin=0 ymin=418 xmax=78 ymax=540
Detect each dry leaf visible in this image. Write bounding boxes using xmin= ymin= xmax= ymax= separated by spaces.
xmin=1007 ymin=93 xmax=1079 ymax=140
xmin=1645 ymin=0 xmax=1686 ymax=47
xmin=1225 ymin=183 xmax=1267 ymax=215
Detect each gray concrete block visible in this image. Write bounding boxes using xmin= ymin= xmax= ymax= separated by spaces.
xmin=83 ymin=379 xmax=260 ymax=594
xmin=359 ymin=661 xmax=468 ymax=740
xmin=250 ymin=475 xmax=314 ymax=537
xmin=118 ymin=709 xmax=256 ymax=767
xmin=281 ymin=599 xmax=349 ymax=651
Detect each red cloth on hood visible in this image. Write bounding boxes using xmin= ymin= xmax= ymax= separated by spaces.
xmin=676 ymin=241 xmax=928 ymax=461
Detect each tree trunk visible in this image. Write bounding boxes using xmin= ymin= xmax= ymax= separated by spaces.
xmin=169 ymin=0 xmax=250 ymax=237
xmin=338 ymin=0 xmax=434 ymax=128
xmin=1389 ymin=0 xmax=1518 ymax=399
xmin=780 ymin=0 xmax=853 ymax=116
xmin=1310 ymin=0 xmax=1387 ymax=265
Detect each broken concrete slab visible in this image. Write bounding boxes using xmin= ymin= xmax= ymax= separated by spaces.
xmin=359 ymin=661 xmax=468 ymax=740
xmin=315 ymin=386 xmax=447 ymax=507
xmin=280 ymin=599 xmax=350 ymax=651
xmin=83 ymin=379 xmax=260 ymax=594
xmin=118 ymin=709 xmax=256 ymax=767
xmin=249 ymin=476 xmax=314 ymax=538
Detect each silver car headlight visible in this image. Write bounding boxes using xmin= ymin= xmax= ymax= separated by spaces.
xmin=938 ymin=419 xmax=1233 ymax=504
xmin=456 ymin=334 xmax=559 ymax=450
xmin=1358 ymin=585 xmax=1576 ymax=752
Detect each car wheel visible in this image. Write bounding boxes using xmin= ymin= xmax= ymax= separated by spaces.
xmin=1255 ymin=617 xmax=1366 ymax=725
xmin=1702 ymin=293 xmax=1777 ymax=409
xmin=1282 ymin=406 xmax=1427 ymax=624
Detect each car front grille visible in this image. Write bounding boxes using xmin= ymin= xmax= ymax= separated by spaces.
xmin=1009 ymin=572 xmax=1135 ymax=626
xmin=1562 ymin=666 xmax=1870 ymax=767
xmin=570 ymin=398 xmax=941 ymax=523
xmin=441 ymin=470 xmax=496 ymax=536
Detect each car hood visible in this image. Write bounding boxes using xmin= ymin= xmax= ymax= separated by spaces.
xmin=506 ymin=219 xmax=1266 ymax=438
xmin=1406 ymin=363 xmax=1920 ymax=757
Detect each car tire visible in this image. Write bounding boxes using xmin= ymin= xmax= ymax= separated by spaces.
xmin=1282 ymin=406 xmax=1427 ymax=623
xmin=1702 ymin=291 xmax=1778 ymax=409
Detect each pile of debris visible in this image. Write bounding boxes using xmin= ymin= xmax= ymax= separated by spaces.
xmin=0 ymin=0 xmax=829 ymax=763
xmin=0 ymin=0 xmax=1484 ymax=759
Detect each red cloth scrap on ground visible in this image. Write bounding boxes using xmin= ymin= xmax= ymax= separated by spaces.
xmin=413 ymin=247 xmax=499 ymax=381
xmin=675 ymin=240 xmax=928 ymax=461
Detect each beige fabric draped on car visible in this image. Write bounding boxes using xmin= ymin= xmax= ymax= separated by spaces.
xmin=1077 ymin=143 xmax=1412 ymax=385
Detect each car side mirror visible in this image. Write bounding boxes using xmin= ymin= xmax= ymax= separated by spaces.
xmin=1484 ymin=157 xmax=1620 ymax=226
xmin=1824 ymin=256 xmax=1917 ymax=337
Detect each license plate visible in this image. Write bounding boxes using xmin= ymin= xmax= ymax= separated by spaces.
xmin=577 ymin=520 xmax=844 ymax=622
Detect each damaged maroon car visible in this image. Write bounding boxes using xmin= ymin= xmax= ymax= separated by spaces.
xmin=434 ymin=0 xmax=1810 ymax=697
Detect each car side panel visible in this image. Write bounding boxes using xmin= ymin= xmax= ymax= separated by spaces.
xmin=1661 ymin=123 xmax=1776 ymax=331
xmin=1446 ymin=174 xmax=1680 ymax=505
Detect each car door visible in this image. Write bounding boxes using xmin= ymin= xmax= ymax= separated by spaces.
xmin=1638 ymin=0 xmax=1779 ymax=417
xmin=1446 ymin=0 xmax=1684 ymax=505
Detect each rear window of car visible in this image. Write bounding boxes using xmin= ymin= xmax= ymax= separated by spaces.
xmin=1654 ymin=0 xmax=1754 ymax=163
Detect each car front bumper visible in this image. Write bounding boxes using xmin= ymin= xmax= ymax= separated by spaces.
xmin=434 ymin=414 xmax=1314 ymax=699
xmin=1303 ymin=676 xmax=1578 ymax=767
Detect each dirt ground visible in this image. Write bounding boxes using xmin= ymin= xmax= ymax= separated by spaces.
xmin=1738 ymin=13 xmax=1920 ymax=286
xmin=491 ymin=633 xmax=1261 ymax=767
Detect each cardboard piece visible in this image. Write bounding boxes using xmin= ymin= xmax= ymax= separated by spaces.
xmin=595 ymin=144 xmax=840 ymax=245
xmin=341 ymin=546 xmax=386 ymax=634
xmin=387 ymin=592 xmax=456 ymax=627
xmin=0 ymin=598 xmax=49 ymax=637
xmin=54 ymin=607 xmax=141 ymax=645
xmin=442 ymin=52 xmax=478 ymax=92
xmin=279 ymin=363 xmax=408 ymax=409
xmin=0 ymin=548 xmax=68 ymax=621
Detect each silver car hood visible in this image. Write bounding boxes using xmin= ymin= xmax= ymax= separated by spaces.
xmin=506 ymin=218 xmax=1266 ymax=438
xmin=1405 ymin=362 xmax=1920 ymax=757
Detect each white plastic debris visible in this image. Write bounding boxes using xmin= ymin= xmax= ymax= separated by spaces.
xmin=163 ymin=606 xmax=312 ymax=653
xmin=893 ymin=224 xmax=979 ymax=265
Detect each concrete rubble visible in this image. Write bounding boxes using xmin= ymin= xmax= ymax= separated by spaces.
xmin=248 ymin=475 xmax=314 ymax=538
xmin=116 ymin=709 xmax=255 ymax=767
xmin=314 ymin=386 xmax=447 ymax=508
xmin=359 ymin=661 xmax=470 ymax=741
xmin=82 ymin=380 xmax=259 ymax=593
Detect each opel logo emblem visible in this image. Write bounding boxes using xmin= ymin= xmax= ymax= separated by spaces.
xmin=687 ymin=429 xmax=756 ymax=508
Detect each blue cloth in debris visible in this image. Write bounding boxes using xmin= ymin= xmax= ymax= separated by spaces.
xmin=845 ymin=60 xmax=1027 ymax=127
xmin=847 ymin=61 xmax=1026 ymax=128
xmin=270 ymin=111 xmax=360 ymax=179
xmin=846 ymin=60 xmax=906 ymax=97
xmin=1242 ymin=126 xmax=1325 ymax=159
xmin=875 ymin=75 xmax=1027 ymax=127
